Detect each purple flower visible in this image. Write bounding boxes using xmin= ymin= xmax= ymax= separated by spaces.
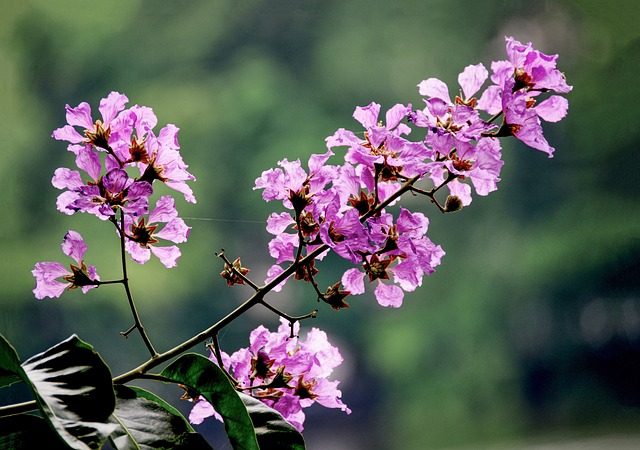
xmin=501 ymin=79 xmax=561 ymax=157
xmin=418 ymin=63 xmax=489 ymax=106
xmin=319 ymin=194 xmax=374 ymax=263
xmin=187 ymin=318 xmax=350 ymax=431
xmin=136 ymin=125 xmax=197 ymax=203
xmin=54 ymin=167 xmax=152 ymax=220
xmin=416 ymin=64 xmax=497 ymax=142
xmin=326 ymin=103 xmax=432 ymax=184
xmin=124 ymin=195 xmax=191 ymax=268
xmin=32 ymin=231 xmax=100 ymax=299
xmin=254 ymin=150 xmax=337 ymax=211
xmin=341 ymin=208 xmax=445 ymax=308
xmin=432 ymin=137 xmax=505 ymax=201
xmin=476 ymin=37 xmax=571 ymax=156
xmin=499 ymin=36 xmax=573 ymax=94
xmin=52 ymin=91 xmax=130 ymax=152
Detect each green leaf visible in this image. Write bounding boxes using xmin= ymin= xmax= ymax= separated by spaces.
xmin=238 ymin=392 xmax=306 ymax=450
xmin=109 ymin=385 xmax=213 ymax=450
xmin=160 ymin=353 xmax=259 ymax=450
xmin=0 ymin=414 xmax=73 ymax=449
xmin=20 ymin=334 xmax=117 ymax=450
xmin=0 ymin=333 xmax=23 ymax=388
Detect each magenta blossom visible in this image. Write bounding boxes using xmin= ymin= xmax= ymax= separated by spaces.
xmin=135 ymin=124 xmax=197 ymax=203
xmin=254 ymin=150 xmax=338 ymax=211
xmin=188 ymin=318 xmax=350 ymax=431
xmin=53 ymin=167 xmax=152 ymax=220
xmin=123 ymin=195 xmax=191 ymax=268
xmin=52 ymin=91 xmax=130 ymax=153
xmin=32 ymin=231 xmax=100 ymax=299
xmin=341 ymin=208 xmax=445 ymax=307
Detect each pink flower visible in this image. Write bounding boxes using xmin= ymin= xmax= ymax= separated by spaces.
xmin=52 ymin=91 xmax=130 ymax=153
xmin=188 ymin=318 xmax=350 ymax=431
xmin=124 ymin=195 xmax=191 ymax=268
xmin=32 ymin=231 xmax=100 ymax=299
xmin=136 ymin=125 xmax=197 ymax=203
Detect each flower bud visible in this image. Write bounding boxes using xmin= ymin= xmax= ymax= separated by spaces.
xmin=444 ymin=195 xmax=463 ymax=213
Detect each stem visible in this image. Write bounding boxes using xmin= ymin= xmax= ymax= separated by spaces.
xmin=216 ymin=250 xmax=260 ymax=291
xmin=409 ymin=171 xmax=457 ymax=213
xmin=293 ymin=213 xmax=306 ymax=263
xmin=485 ymin=110 xmax=503 ymax=125
xmin=96 ymin=279 xmax=126 ymax=285
xmin=259 ymin=299 xmax=317 ymax=323
xmin=209 ymin=334 xmax=225 ymax=369
xmin=0 ymin=401 xmax=37 ymax=417
xmin=118 ymin=211 xmax=158 ymax=358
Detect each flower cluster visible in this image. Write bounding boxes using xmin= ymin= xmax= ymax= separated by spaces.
xmin=254 ymin=36 xmax=571 ymax=307
xmin=188 ymin=318 xmax=350 ymax=431
xmin=33 ymin=93 xmax=195 ymax=298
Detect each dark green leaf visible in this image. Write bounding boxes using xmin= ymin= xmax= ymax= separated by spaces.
xmin=0 ymin=414 xmax=73 ymax=449
xmin=20 ymin=335 xmax=117 ymax=450
xmin=0 ymin=333 xmax=23 ymax=388
xmin=161 ymin=353 xmax=259 ymax=450
xmin=109 ymin=385 xmax=213 ymax=450
xmin=238 ymin=392 xmax=306 ymax=450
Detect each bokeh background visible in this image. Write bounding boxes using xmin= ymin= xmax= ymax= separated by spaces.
xmin=1 ymin=0 xmax=639 ymax=448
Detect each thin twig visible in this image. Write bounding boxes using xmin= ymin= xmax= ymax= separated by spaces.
xmin=118 ymin=211 xmax=158 ymax=358
xmin=259 ymin=299 xmax=317 ymax=323
xmin=216 ymin=250 xmax=260 ymax=291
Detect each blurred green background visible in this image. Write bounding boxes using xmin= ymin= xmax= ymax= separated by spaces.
xmin=1 ymin=0 xmax=639 ymax=448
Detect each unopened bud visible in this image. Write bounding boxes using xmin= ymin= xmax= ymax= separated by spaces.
xmin=444 ymin=195 xmax=463 ymax=213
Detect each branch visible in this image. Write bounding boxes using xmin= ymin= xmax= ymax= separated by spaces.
xmin=117 ymin=211 xmax=158 ymax=358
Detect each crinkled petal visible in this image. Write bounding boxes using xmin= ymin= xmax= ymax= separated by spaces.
xmin=325 ymin=128 xmax=361 ymax=150
xmin=148 ymin=195 xmax=178 ymax=223
xmin=165 ymin=180 xmax=196 ymax=203
xmin=458 ymin=63 xmax=488 ymax=99
xmin=65 ymin=102 xmax=93 ymax=129
xmin=150 ymin=245 xmax=182 ymax=268
xmin=390 ymin=260 xmax=422 ymax=292
xmin=308 ymin=150 xmax=334 ymax=174
xmin=374 ymin=281 xmax=404 ymax=308
xmin=476 ymin=85 xmax=503 ymax=115
xmin=32 ymin=262 xmax=70 ymax=299
xmin=99 ymin=92 xmax=129 ymax=125
xmin=56 ymin=191 xmax=81 ymax=215
xmin=385 ymin=103 xmax=411 ymax=130
xmin=61 ymin=230 xmax=88 ymax=264
xmin=52 ymin=168 xmax=84 ymax=190
xmin=154 ymin=218 xmax=190 ymax=244
xmin=188 ymin=398 xmax=217 ymax=425
xmin=417 ymin=78 xmax=451 ymax=103
xmin=448 ymin=179 xmax=473 ymax=206
xmin=266 ymin=212 xmax=295 ymax=235
xmin=534 ymin=95 xmax=568 ymax=122
xmin=129 ymin=105 xmax=157 ymax=137
xmin=103 ymin=168 xmax=132 ymax=194
xmin=341 ymin=268 xmax=366 ymax=295
xmin=157 ymin=124 xmax=180 ymax=150
xmin=125 ymin=240 xmax=151 ymax=265
xmin=52 ymin=125 xmax=86 ymax=144
xmin=353 ymin=102 xmax=380 ymax=129
xmin=75 ymin=145 xmax=102 ymax=181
